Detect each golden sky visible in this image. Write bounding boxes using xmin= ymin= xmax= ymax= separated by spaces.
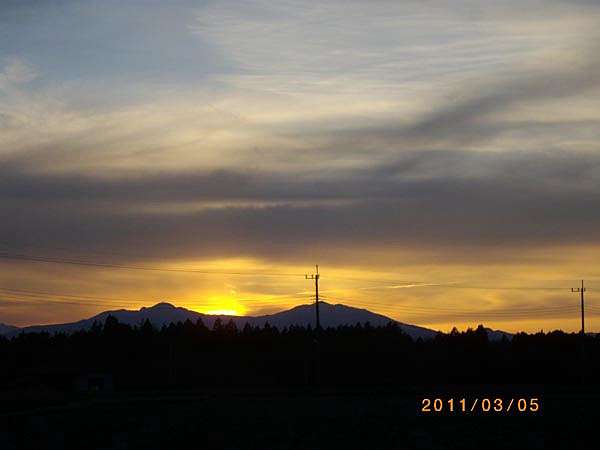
xmin=2 ymin=1 xmax=600 ymax=332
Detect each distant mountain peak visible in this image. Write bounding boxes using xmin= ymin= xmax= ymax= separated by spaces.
xmin=0 ymin=322 xmax=19 ymax=335
xmin=142 ymin=302 xmax=176 ymax=310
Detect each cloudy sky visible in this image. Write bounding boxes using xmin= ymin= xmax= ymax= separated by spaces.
xmin=2 ymin=0 xmax=600 ymax=332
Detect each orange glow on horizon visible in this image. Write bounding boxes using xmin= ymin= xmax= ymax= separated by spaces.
xmin=204 ymin=309 xmax=239 ymax=316
xmin=4 ymin=250 xmax=600 ymax=333
xmin=190 ymin=294 xmax=247 ymax=317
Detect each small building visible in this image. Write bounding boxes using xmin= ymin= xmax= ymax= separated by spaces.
xmin=74 ymin=373 xmax=114 ymax=393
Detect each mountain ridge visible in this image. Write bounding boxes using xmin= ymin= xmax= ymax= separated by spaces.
xmin=1 ymin=302 xmax=511 ymax=340
xmin=3 ymin=301 xmax=440 ymax=339
xmin=0 ymin=322 xmax=19 ymax=335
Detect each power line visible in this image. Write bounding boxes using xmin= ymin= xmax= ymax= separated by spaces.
xmin=326 ymin=273 xmax=598 ymax=290
xmin=0 ymin=294 xmax=138 ymax=309
xmin=0 ymin=241 xmax=159 ymax=261
xmin=0 ymin=294 xmax=302 ymax=312
xmin=435 ymin=285 xmax=575 ymax=291
xmin=1 ymin=254 xmax=597 ymax=327
xmin=0 ymin=286 xmax=313 ymax=310
xmin=0 ymin=287 xmax=145 ymax=303
xmin=0 ymin=286 xmax=308 ymax=302
xmin=325 ymin=306 xmax=578 ymax=319
xmin=323 ymin=279 xmax=588 ymax=292
xmin=319 ymin=305 xmax=577 ymax=318
xmin=1 ymin=250 xmax=596 ymax=291
xmin=0 ymin=252 xmax=305 ymax=277
xmin=321 ymin=295 xmax=577 ymax=313
xmin=319 ymin=294 xmax=579 ymax=313
xmin=318 ymin=295 xmax=584 ymax=319
xmin=1 ymin=287 xmax=597 ymax=332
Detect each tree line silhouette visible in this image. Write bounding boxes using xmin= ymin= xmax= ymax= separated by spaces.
xmin=2 ymin=315 xmax=598 ymax=397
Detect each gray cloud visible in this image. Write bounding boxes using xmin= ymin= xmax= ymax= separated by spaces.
xmin=403 ymin=50 xmax=600 ymax=143
xmin=2 ymin=146 xmax=600 ymax=266
xmin=2 ymin=0 xmax=600 ymax=272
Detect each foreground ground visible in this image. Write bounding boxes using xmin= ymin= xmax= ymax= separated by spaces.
xmin=0 ymin=385 xmax=597 ymax=450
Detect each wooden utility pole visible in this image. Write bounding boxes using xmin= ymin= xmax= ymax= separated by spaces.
xmin=305 ymin=265 xmax=320 ymax=331
xmin=572 ymin=280 xmax=587 ymax=384
xmin=305 ymin=265 xmax=321 ymax=387
xmin=572 ymin=280 xmax=586 ymax=335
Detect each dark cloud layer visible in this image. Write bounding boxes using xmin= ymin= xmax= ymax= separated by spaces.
xmin=2 ymin=23 xmax=600 ymax=269
xmin=2 ymin=146 xmax=600 ymax=265
xmin=402 ymin=47 xmax=600 ymax=143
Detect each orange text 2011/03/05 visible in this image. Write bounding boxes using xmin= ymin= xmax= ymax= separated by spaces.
xmin=420 ymin=397 xmax=540 ymax=414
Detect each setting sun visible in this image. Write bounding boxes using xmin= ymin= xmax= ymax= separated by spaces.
xmin=205 ymin=309 xmax=239 ymax=316
xmin=196 ymin=295 xmax=246 ymax=317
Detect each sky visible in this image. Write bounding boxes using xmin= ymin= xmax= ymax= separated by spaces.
xmin=2 ymin=0 xmax=600 ymax=332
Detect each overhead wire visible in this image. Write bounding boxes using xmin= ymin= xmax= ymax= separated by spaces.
xmin=318 ymin=295 xmax=589 ymax=319
xmin=0 ymin=286 xmax=313 ymax=310
xmin=0 ymin=252 xmax=305 ymax=277
xmin=1 ymin=248 xmax=597 ymax=323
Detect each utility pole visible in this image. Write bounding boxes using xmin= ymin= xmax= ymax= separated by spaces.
xmin=572 ymin=280 xmax=586 ymax=335
xmin=305 ymin=265 xmax=321 ymax=387
xmin=572 ymin=279 xmax=587 ymax=385
xmin=305 ymin=265 xmax=320 ymax=331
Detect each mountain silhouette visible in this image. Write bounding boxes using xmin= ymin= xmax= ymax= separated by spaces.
xmin=0 ymin=322 xmax=18 ymax=335
xmin=3 ymin=301 xmax=442 ymax=339
xmin=2 ymin=302 xmax=514 ymax=340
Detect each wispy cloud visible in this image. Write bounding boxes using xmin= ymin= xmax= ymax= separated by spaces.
xmin=0 ymin=58 xmax=37 ymax=87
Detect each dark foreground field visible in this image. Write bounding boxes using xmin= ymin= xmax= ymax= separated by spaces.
xmin=3 ymin=321 xmax=600 ymax=449
xmin=1 ymin=386 xmax=598 ymax=450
